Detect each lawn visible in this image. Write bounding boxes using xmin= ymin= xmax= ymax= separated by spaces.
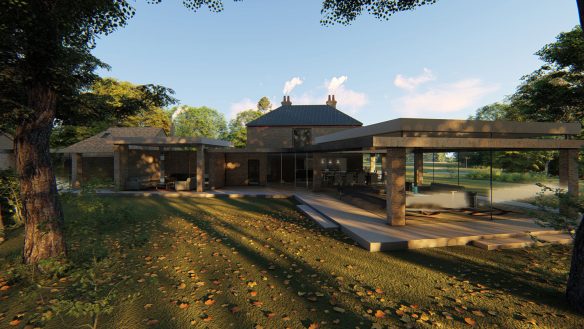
xmin=0 ymin=195 xmax=582 ymax=328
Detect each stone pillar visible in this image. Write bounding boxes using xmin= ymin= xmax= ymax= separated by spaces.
xmin=369 ymin=154 xmax=376 ymax=173
xmin=381 ymin=153 xmax=386 ymax=184
xmin=313 ymin=153 xmax=323 ymax=192
xmin=71 ymin=153 xmax=82 ymax=188
xmin=114 ymin=145 xmax=129 ymax=190
xmin=559 ymin=149 xmax=580 ymax=216
xmin=196 ymin=145 xmax=205 ymax=192
xmin=414 ymin=150 xmax=423 ymax=186
xmin=384 ymin=148 xmax=406 ymax=226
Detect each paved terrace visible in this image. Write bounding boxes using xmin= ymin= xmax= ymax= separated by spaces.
xmin=92 ymin=186 xmax=564 ymax=252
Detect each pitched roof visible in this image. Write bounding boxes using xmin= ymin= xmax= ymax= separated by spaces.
xmin=59 ymin=127 xmax=166 ymax=154
xmin=246 ymin=105 xmax=362 ymax=127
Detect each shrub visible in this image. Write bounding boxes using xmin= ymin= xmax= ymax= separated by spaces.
xmin=466 ymin=167 xmax=549 ymax=183
xmin=0 ymin=169 xmax=23 ymax=230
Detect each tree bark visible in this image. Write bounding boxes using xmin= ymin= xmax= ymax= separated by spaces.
xmin=15 ymin=83 xmax=66 ymax=264
xmin=567 ymin=216 xmax=584 ymax=313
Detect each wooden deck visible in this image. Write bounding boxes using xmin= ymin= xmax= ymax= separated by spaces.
xmin=293 ymin=192 xmax=566 ymax=252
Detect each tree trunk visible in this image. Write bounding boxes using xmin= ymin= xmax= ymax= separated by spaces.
xmin=15 ymin=83 xmax=66 ymax=264
xmin=567 ymin=216 xmax=584 ymax=313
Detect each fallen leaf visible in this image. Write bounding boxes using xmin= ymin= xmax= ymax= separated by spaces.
xmin=464 ymin=317 xmax=476 ymax=326
xmin=375 ymin=310 xmax=386 ymax=318
xmin=204 ymin=299 xmax=215 ymax=306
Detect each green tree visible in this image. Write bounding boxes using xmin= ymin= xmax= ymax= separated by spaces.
xmin=0 ymin=0 xmax=214 ymax=264
xmin=171 ymin=106 xmax=227 ymax=139
xmin=51 ymin=78 xmax=174 ymax=148
xmin=228 ymin=109 xmax=263 ymax=147
xmin=468 ymin=103 xmax=511 ymax=121
xmin=257 ymin=96 xmax=273 ymax=113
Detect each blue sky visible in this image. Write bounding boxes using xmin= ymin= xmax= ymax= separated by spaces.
xmin=92 ymin=0 xmax=579 ymax=125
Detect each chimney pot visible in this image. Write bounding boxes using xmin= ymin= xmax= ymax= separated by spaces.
xmin=326 ymin=94 xmax=337 ymax=108
xmin=282 ymin=95 xmax=292 ymax=106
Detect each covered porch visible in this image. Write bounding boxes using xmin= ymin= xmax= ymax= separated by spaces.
xmin=310 ymin=119 xmax=583 ymax=226
xmin=109 ymin=136 xmax=231 ymax=192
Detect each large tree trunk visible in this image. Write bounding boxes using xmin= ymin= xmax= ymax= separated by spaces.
xmin=567 ymin=216 xmax=584 ymax=313
xmin=15 ymin=83 xmax=66 ymax=264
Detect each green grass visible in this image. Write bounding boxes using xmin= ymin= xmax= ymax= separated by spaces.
xmin=0 ymin=196 xmax=582 ymax=328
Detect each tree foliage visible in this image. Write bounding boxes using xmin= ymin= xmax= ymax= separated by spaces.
xmin=51 ymin=78 xmax=175 ymax=148
xmin=228 ymin=109 xmax=263 ymax=147
xmin=510 ymin=26 xmax=584 ymax=129
xmin=171 ymin=106 xmax=227 ymax=139
xmin=320 ymin=0 xmax=438 ymax=25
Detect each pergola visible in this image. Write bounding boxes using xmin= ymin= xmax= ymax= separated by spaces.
xmin=309 ymin=118 xmax=584 ymax=226
xmin=110 ymin=137 xmax=232 ymax=192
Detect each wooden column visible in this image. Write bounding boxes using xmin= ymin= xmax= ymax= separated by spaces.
xmin=414 ymin=150 xmax=423 ymax=186
xmin=196 ymin=145 xmax=205 ymax=192
xmin=559 ymin=149 xmax=580 ymax=216
xmin=384 ymin=148 xmax=406 ymax=226
xmin=71 ymin=153 xmax=82 ymax=188
xmin=313 ymin=153 xmax=322 ymax=192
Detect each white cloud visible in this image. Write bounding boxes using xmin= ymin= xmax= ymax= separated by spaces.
xmin=394 ymin=68 xmax=435 ymax=91
xmin=392 ymin=78 xmax=499 ymax=118
xmin=229 ymin=98 xmax=256 ymax=118
xmin=326 ymin=75 xmax=348 ymax=93
xmin=283 ymin=77 xmax=303 ymax=95
xmin=324 ymin=76 xmax=368 ymax=114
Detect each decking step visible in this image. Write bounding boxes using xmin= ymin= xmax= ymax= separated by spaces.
xmin=296 ymin=205 xmax=339 ymax=230
xmin=473 ymin=233 xmax=572 ymax=250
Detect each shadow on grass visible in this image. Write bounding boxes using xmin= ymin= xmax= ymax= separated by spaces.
xmin=154 ymin=197 xmax=375 ymax=328
xmin=388 ymin=246 xmax=575 ymax=313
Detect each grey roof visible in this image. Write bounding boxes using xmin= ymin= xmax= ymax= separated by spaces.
xmin=59 ymin=127 xmax=166 ymax=154
xmin=246 ymin=105 xmax=362 ymax=127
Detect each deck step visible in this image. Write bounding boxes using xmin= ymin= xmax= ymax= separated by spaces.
xmin=296 ymin=205 xmax=339 ymax=230
xmin=473 ymin=233 xmax=572 ymax=250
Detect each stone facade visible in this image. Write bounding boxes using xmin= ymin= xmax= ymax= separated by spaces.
xmin=384 ymin=148 xmax=406 ymax=226
xmin=246 ymin=126 xmax=356 ymax=150
xmin=225 ymin=152 xmax=267 ymax=186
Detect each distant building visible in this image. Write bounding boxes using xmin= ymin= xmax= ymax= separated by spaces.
xmin=0 ymin=132 xmax=14 ymax=170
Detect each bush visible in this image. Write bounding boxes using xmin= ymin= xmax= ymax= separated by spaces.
xmin=0 ymin=170 xmax=23 ymax=230
xmin=466 ymin=167 xmax=549 ymax=183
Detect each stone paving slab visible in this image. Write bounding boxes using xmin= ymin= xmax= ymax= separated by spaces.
xmin=296 ymin=205 xmax=339 ymax=230
xmin=293 ymin=192 xmax=561 ymax=252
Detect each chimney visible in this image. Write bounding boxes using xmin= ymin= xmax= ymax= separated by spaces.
xmin=326 ymin=94 xmax=337 ymax=108
xmin=281 ymin=95 xmax=292 ymax=106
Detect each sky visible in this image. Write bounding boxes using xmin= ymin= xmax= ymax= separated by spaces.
xmin=92 ymin=0 xmax=580 ymax=125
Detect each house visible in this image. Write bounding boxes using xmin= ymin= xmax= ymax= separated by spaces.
xmin=64 ymin=95 xmax=582 ymax=226
xmin=58 ymin=127 xmax=167 ymax=187
xmin=0 ymin=132 xmax=15 ymax=170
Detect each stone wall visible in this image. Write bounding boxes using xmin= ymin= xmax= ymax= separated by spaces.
xmin=225 ymin=152 xmax=267 ymax=186
xmin=246 ymin=126 xmax=356 ymax=149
